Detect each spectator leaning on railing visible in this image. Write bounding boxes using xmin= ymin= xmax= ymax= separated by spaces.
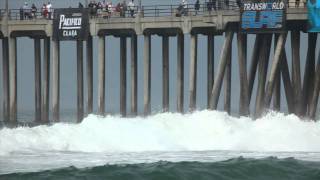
xmin=128 ymin=0 xmax=135 ymax=17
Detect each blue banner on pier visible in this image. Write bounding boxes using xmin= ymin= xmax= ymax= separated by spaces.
xmin=53 ymin=8 xmax=89 ymax=41
xmin=308 ymin=0 xmax=320 ymax=32
xmin=240 ymin=0 xmax=286 ymax=33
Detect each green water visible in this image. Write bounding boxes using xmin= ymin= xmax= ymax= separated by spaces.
xmin=2 ymin=157 xmax=320 ymax=180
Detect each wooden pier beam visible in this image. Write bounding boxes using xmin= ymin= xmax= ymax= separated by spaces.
xmin=86 ymin=36 xmax=93 ymax=115
xmin=237 ymin=33 xmax=249 ymax=116
xmin=309 ymin=49 xmax=320 ymax=119
xmin=177 ymin=33 xmax=184 ymax=113
xmin=52 ymin=40 xmax=60 ymax=122
xmin=42 ymin=37 xmax=50 ymax=123
xmin=264 ymin=33 xmax=288 ymax=109
xmin=248 ymin=35 xmax=263 ymax=103
xmin=98 ymin=36 xmax=106 ymax=116
xmin=120 ymin=36 xmax=127 ymax=117
xmin=2 ymin=38 xmax=9 ymax=122
xmin=162 ymin=36 xmax=169 ymax=112
xmin=189 ymin=34 xmax=198 ymax=111
xmin=144 ymin=34 xmax=151 ymax=116
xmin=131 ymin=34 xmax=138 ymax=116
xmin=207 ymin=35 xmax=214 ymax=108
xmin=77 ymin=40 xmax=84 ymax=122
xmin=34 ymin=38 xmax=42 ymax=123
xmin=9 ymin=37 xmax=17 ymax=123
xmin=224 ymin=35 xmax=232 ymax=114
xmin=254 ymin=34 xmax=272 ymax=118
xmin=209 ymin=31 xmax=234 ymax=110
xmin=291 ymin=31 xmax=301 ymax=115
xmin=302 ymin=33 xmax=318 ymax=116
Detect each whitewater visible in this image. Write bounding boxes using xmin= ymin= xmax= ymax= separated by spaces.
xmin=1 ymin=110 xmax=320 ymax=174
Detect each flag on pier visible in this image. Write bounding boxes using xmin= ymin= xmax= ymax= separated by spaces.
xmin=308 ymin=0 xmax=320 ymax=32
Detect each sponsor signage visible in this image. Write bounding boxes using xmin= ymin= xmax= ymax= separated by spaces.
xmin=308 ymin=0 xmax=320 ymax=32
xmin=240 ymin=0 xmax=286 ymax=33
xmin=53 ymin=8 xmax=89 ymax=41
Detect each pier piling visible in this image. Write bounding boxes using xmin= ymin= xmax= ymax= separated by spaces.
xmin=177 ymin=33 xmax=184 ymax=113
xmin=224 ymin=35 xmax=232 ymax=115
xmin=98 ymin=36 xmax=106 ymax=116
xmin=237 ymin=33 xmax=249 ymax=116
xmin=291 ymin=31 xmax=302 ymax=115
xmin=131 ymin=34 xmax=138 ymax=116
xmin=273 ymin=35 xmax=281 ymax=111
xmin=264 ymin=32 xmax=288 ymax=109
xmin=9 ymin=37 xmax=17 ymax=123
xmin=77 ymin=40 xmax=84 ymax=122
xmin=120 ymin=37 xmax=127 ymax=116
xmin=34 ymin=38 xmax=42 ymax=123
xmin=144 ymin=34 xmax=151 ymax=116
xmin=42 ymin=37 xmax=50 ymax=123
xmin=189 ymin=34 xmax=198 ymax=111
xmin=207 ymin=35 xmax=214 ymax=109
xmin=210 ymin=31 xmax=234 ymax=110
xmin=162 ymin=36 xmax=169 ymax=112
xmin=2 ymin=38 xmax=9 ymax=122
xmin=52 ymin=40 xmax=60 ymax=122
xmin=86 ymin=36 xmax=93 ymax=115
xmin=254 ymin=34 xmax=272 ymax=118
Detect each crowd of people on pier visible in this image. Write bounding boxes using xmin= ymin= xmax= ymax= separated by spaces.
xmin=19 ymin=1 xmax=53 ymax=20
xmin=16 ymin=0 xmax=305 ymax=20
xmin=88 ymin=0 xmax=136 ymax=18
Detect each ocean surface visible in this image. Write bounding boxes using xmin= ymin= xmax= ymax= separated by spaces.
xmin=1 ymin=111 xmax=320 ymax=179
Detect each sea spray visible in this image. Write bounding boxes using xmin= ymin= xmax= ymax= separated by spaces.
xmin=1 ymin=110 xmax=320 ymax=156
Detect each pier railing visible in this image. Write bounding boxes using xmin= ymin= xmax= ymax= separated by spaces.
xmin=0 ymin=1 xmax=306 ymax=21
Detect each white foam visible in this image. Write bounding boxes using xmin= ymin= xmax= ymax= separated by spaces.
xmin=1 ymin=111 xmax=320 ymax=156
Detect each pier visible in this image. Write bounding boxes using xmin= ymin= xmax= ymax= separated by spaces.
xmin=0 ymin=2 xmax=319 ymax=124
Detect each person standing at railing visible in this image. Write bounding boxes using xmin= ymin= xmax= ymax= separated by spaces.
xmin=182 ymin=0 xmax=188 ymax=15
xmin=47 ymin=2 xmax=52 ymax=20
xmin=128 ymin=0 xmax=135 ymax=17
xmin=23 ymin=2 xmax=29 ymax=20
xmin=122 ymin=0 xmax=128 ymax=17
xmin=194 ymin=0 xmax=200 ymax=15
xmin=31 ymin=4 xmax=37 ymax=19
xmin=42 ymin=3 xmax=48 ymax=19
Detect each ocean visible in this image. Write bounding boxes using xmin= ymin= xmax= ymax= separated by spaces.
xmin=1 ymin=111 xmax=320 ymax=179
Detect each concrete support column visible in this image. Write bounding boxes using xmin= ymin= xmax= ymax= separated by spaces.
xmin=291 ymin=31 xmax=301 ymax=115
xmin=120 ymin=37 xmax=127 ymax=117
xmin=162 ymin=36 xmax=169 ymax=112
xmin=52 ymin=40 xmax=60 ymax=122
xmin=207 ymin=35 xmax=214 ymax=108
xmin=177 ymin=33 xmax=184 ymax=113
xmin=9 ymin=37 xmax=17 ymax=123
xmin=86 ymin=36 xmax=93 ymax=115
xmin=144 ymin=34 xmax=151 ymax=116
xmin=237 ymin=33 xmax=249 ymax=116
xmin=34 ymin=38 xmax=42 ymax=123
xmin=42 ymin=37 xmax=50 ymax=123
xmin=2 ymin=38 xmax=10 ymax=122
xmin=264 ymin=33 xmax=288 ymax=109
xmin=98 ymin=36 xmax=106 ymax=116
xmin=209 ymin=31 xmax=234 ymax=110
xmin=189 ymin=34 xmax=198 ymax=111
xmin=77 ymin=40 xmax=84 ymax=122
xmin=131 ymin=34 xmax=138 ymax=116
